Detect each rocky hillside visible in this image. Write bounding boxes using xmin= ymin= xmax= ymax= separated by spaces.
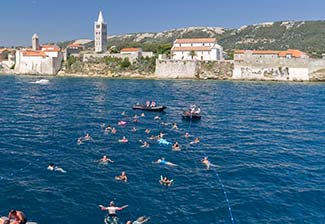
xmin=104 ymin=21 xmax=325 ymax=57
xmin=59 ymin=20 xmax=325 ymax=58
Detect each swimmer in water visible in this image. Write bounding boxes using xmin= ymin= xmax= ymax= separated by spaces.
xmin=98 ymin=155 xmax=114 ymax=164
xmin=141 ymin=113 xmax=145 ymax=117
xmin=118 ymin=136 xmax=128 ymax=143
xmin=131 ymin=127 xmax=137 ymax=132
xmin=159 ymin=176 xmax=173 ymax=186
xmin=190 ymin=137 xmax=200 ymax=144
xmin=47 ymin=163 xmax=66 ymax=173
xmin=115 ymin=171 xmax=128 ymax=182
xmin=172 ymin=142 xmax=181 ymax=151
xmin=133 ymin=114 xmax=139 ymax=119
xmin=154 ymin=116 xmax=160 ymax=120
xmin=77 ymin=137 xmax=83 ymax=145
xmin=149 ymin=135 xmax=156 ymax=140
xmin=99 ymin=201 xmax=128 ymax=218
xmin=111 ymin=127 xmax=117 ymax=134
xmin=154 ymin=157 xmax=177 ymax=167
xmin=126 ymin=216 xmax=150 ymax=224
xmin=145 ymin=129 xmax=151 ymax=134
xmin=159 ymin=132 xmax=165 ymax=138
xmin=172 ymin=123 xmax=178 ymax=130
xmin=140 ymin=140 xmax=149 ymax=148
xmin=184 ymin=132 xmax=190 ymax=138
xmin=121 ymin=111 xmax=127 ymax=116
xmin=201 ymin=157 xmax=211 ymax=170
xmin=84 ymin=133 xmax=91 ymax=141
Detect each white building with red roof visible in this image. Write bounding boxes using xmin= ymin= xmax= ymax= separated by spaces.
xmin=15 ymin=34 xmax=63 ymax=75
xmin=171 ymin=38 xmax=223 ymax=61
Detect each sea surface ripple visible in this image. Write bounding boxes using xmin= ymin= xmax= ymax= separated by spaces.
xmin=0 ymin=75 xmax=324 ymax=224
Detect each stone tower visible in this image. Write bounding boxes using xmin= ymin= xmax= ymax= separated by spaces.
xmin=32 ymin=33 xmax=40 ymax=51
xmin=94 ymin=11 xmax=108 ymax=53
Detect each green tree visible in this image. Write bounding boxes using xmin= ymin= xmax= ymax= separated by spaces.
xmin=120 ymin=58 xmax=131 ymax=68
xmin=188 ymin=50 xmax=197 ymax=60
xmin=67 ymin=55 xmax=77 ymax=68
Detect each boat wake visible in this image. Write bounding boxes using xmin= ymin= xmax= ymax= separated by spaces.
xmin=30 ymin=79 xmax=50 ymax=85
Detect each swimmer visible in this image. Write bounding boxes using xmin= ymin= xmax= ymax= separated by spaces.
xmin=172 ymin=142 xmax=181 ymax=151
xmin=154 ymin=157 xmax=177 ymax=167
xmin=47 ymin=163 xmax=66 ymax=173
xmin=145 ymin=129 xmax=151 ymax=134
xmin=131 ymin=127 xmax=137 ymax=132
xmin=184 ymin=132 xmax=190 ymax=138
xmin=133 ymin=114 xmax=139 ymax=119
xmin=159 ymin=132 xmax=165 ymax=138
xmin=98 ymin=155 xmax=114 ymax=164
xmin=159 ymin=176 xmax=173 ymax=186
xmin=118 ymin=120 xmax=127 ymax=126
xmin=77 ymin=137 xmax=83 ymax=145
xmin=105 ymin=125 xmax=112 ymax=133
xmin=126 ymin=216 xmax=150 ymax=224
xmin=154 ymin=116 xmax=160 ymax=120
xmin=140 ymin=140 xmax=149 ymax=148
xmin=121 ymin=111 xmax=127 ymax=116
xmin=115 ymin=171 xmax=128 ymax=182
xmin=118 ymin=136 xmax=128 ymax=143
xmin=8 ymin=209 xmax=27 ymax=224
xmin=140 ymin=113 xmax=145 ymax=117
xmin=111 ymin=127 xmax=117 ymax=134
xmin=99 ymin=201 xmax=128 ymax=217
xmin=149 ymin=135 xmax=156 ymax=140
xmin=172 ymin=123 xmax=178 ymax=130
xmin=201 ymin=157 xmax=211 ymax=170
xmin=84 ymin=133 xmax=91 ymax=141
xmin=190 ymin=137 xmax=200 ymax=144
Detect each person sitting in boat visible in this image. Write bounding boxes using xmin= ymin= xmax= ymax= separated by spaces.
xmin=115 ymin=171 xmax=128 ymax=182
xmin=98 ymin=155 xmax=114 ymax=164
xmin=99 ymin=201 xmax=128 ymax=223
xmin=150 ymin=101 xmax=156 ymax=107
xmin=159 ymin=176 xmax=173 ymax=186
xmin=8 ymin=209 xmax=27 ymax=224
xmin=195 ymin=106 xmax=201 ymax=114
xmin=172 ymin=142 xmax=181 ymax=151
xmin=145 ymin=101 xmax=150 ymax=107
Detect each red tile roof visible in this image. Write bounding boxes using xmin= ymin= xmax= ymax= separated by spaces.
xmin=41 ymin=45 xmax=61 ymax=52
xmin=67 ymin=43 xmax=83 ymax=49
xmin=172 ymin=46 xmax=212 ymax=51
xmin=175 ymin=38 xmax=216 ymax=44
xmin=234 ymin=49 xmax=307 ymax=58
xmin=22 ymin=50 xmax=47 ymax=57
xmin=120 ymin=48 xmax=142 ymax=52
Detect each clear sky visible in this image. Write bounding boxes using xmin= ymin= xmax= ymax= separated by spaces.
xmin=1 ymin=0 xmax=325 ymax=46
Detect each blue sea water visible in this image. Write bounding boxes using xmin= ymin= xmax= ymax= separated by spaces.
xmin=0 ymin=75 xmax=324 ymax=224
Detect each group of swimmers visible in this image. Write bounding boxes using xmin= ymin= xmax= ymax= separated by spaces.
xmin=76 ymin=109 xmax=213 ymax=223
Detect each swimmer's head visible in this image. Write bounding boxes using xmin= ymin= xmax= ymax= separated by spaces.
xmin=110 ymin=201 xmax=115 ymax=206
xmin=9 ymin=209 xmax=16 ymax=215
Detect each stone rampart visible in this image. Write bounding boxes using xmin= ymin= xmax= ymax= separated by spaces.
xmin=155 ymin=60 xmax=233 ymax=79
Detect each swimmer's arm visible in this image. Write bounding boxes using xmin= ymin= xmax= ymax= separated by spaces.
xmin=99 ymin=205 xmax=108 ymax=210
xmin=117 ymin=205 xmax=128 ymax=210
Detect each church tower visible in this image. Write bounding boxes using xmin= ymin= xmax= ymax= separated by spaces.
xmin=94 ymin=11 xmax=108 ymax=53
xmin=32 ymin=33 xmax=40 ymax=51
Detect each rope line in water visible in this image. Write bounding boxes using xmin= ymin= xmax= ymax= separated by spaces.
xmin=213 ymin=168 xmax=235 ymax=224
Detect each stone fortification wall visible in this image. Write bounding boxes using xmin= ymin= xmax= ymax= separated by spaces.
xmin=155 ymin=60 xmax=199 ymax=79
xmin=83 ymin=53 xmax=138 ymax=63
xmin=233 ymin=58 xmax=310 ymax=81
xmin=155 ymin=60 xmax=233 ymax=79
xmin=308 ymin=59 xmax=325 ymax=81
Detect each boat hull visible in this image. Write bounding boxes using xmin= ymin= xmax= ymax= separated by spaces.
xmin=132 ymin=105 xmax=167 ymax=112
